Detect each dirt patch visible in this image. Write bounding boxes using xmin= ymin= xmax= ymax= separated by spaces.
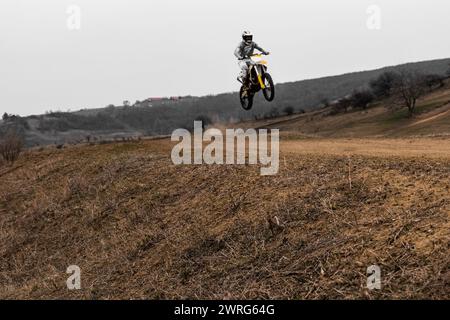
xmin=407 ymin=105 xmax=450 ymax=128
xmin=0 ymin=138 xmax=449 ymax=299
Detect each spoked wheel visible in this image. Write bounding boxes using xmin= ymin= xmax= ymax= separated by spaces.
xmin=240 ymin=86 xmax=254 ymax=110
xmin=262 ymin=73 xmax=275 ymax=102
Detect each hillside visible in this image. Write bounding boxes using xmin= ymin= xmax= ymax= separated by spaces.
xmin=1 ymin=58 xmax=450 ymax=300
xmin=241 ymin=78 xmax=450 ymax=139
xmin=1 ymin=137 xmax=449 ymax=299
xmin=1 ymin=83 xmax=450 ymax=299
xmin=2 ymin=58 xmax=449 ymax=147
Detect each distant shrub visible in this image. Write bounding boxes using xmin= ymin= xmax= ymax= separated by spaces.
xmin=331 ymin=97 xmax=352 ymax=114
xmin=194 ymin=115 xmax=212 ymax=130
xmin=0 ymin=131 xmax=23 ymax=163
xmin=264 ymin=107 xmax=280 ymax=119
xmin=350 ymin=90 xmax=374 ymax=110
xmin=370 ymin=71 xmax=399 ymax=98
xmin=321 ymin=98 xmax=330 ymax=108
xmin=283 ymin=106 xmax=295 ymax=115
xmin=424 ymin=74 xmax=445 ymax=90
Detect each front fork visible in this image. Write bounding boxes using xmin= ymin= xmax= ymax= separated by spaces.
xmin=254 ymin=66 xmax=266 ymax=89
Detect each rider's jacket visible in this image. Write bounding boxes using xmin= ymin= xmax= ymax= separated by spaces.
xmin=234 ymin=41 xmax=266 ymax=60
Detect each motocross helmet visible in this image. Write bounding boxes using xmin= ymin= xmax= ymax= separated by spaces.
xmin=242 ymin=31 xmax=253 ymax=44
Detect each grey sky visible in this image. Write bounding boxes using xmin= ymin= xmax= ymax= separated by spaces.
xmin=1 ymin=0 xmax=449 ymax=116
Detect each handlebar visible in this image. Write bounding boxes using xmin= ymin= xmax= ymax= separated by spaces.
xmin=250 ymin=52 xmax=270 ymax=57
xmin=238 ymin=53 xmax=270 ymax=60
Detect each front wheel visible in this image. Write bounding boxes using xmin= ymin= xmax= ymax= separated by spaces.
xmin=262 ymin=73 xmax=275 ymax=102
xmin=240 ymin=86 xmax=254 ymax=110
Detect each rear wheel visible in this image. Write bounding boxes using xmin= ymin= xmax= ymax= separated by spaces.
xmin=262 ymin=73 xmax=275 ymax=102
xmin=240 ymin=86 xmax=254 ymax=110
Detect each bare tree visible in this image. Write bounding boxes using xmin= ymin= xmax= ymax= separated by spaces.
xmin=393 ymin=70 xmax=427 ymax=117
xmin=0 ymin=131 xmax=23 ymax=164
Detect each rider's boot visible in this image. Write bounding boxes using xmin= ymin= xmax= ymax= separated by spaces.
xmin=238 ymin=73 xmax=250 ymax=97
xmin=242 ymin=76 xmax=250 ymax=90
xmin=242 ymin=83 xmax=250 ymax=98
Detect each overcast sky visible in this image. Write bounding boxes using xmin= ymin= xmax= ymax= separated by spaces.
xmin=1 ymin=0 xmax=450 ymax=116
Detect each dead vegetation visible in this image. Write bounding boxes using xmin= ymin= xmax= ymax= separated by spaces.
xmin=241 ymin=80 xmax=450 ymax=139
xmin=0 ymin=131 xmax=23 ymax=164
xmin=0 ymin=138 xmax=448 ymax=299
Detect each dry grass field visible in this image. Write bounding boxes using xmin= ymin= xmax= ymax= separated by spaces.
xmin=1 ymin=80 xmax=449 ymax=300
xmin=0 ymin=136 xmax=449 ymax=299
xmin=243 ymin=80 xmax=450 ymax=139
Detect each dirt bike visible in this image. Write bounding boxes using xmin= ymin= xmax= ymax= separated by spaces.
xmin=238 ymin=53 xmax=275 ymax=110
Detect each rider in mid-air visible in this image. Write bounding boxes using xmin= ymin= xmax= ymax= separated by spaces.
xmin=234 ymin=31 xmax=270 ymax=90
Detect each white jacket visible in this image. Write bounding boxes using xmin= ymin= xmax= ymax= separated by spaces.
xmin=234 ymin=41 xmax=267 ymax=60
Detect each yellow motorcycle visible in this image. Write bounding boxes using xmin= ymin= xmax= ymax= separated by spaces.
xmin=239 ymin=53 xmax=275 ymax=110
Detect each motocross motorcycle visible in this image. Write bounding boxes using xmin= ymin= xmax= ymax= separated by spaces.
xmin=238 ymin=53 xmax=275 ymax=110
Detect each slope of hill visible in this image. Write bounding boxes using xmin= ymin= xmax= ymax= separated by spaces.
xmin=240 ymin=79 xmax=450 ymax=139
xmin=2 ymin=58 xmax=450 ymax=147
xmin=1 ymin=136 xmax=449 ymax=299
xmin=1 ymin=83 xmax=450 ymax=299
xmin=1 ymin=60 xmax=449 ymax=300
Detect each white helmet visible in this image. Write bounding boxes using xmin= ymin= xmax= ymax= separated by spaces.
xmin=242 ymin=30 xmax=253 ymax=44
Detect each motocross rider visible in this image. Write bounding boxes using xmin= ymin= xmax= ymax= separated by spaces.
xmin=234 ymin=31 xmax=270 ymax=88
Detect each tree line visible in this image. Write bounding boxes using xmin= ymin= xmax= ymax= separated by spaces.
xmin=330 ymin=68 xmax=448 ymax=117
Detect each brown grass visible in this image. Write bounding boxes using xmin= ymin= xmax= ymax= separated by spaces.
xmin=240 ymin=82 xmax=450 ymax=139
xmin=0 ymin=132 xmax=23 ymax=164
xmin=0 ymin=138 xmax=449 ymax=299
